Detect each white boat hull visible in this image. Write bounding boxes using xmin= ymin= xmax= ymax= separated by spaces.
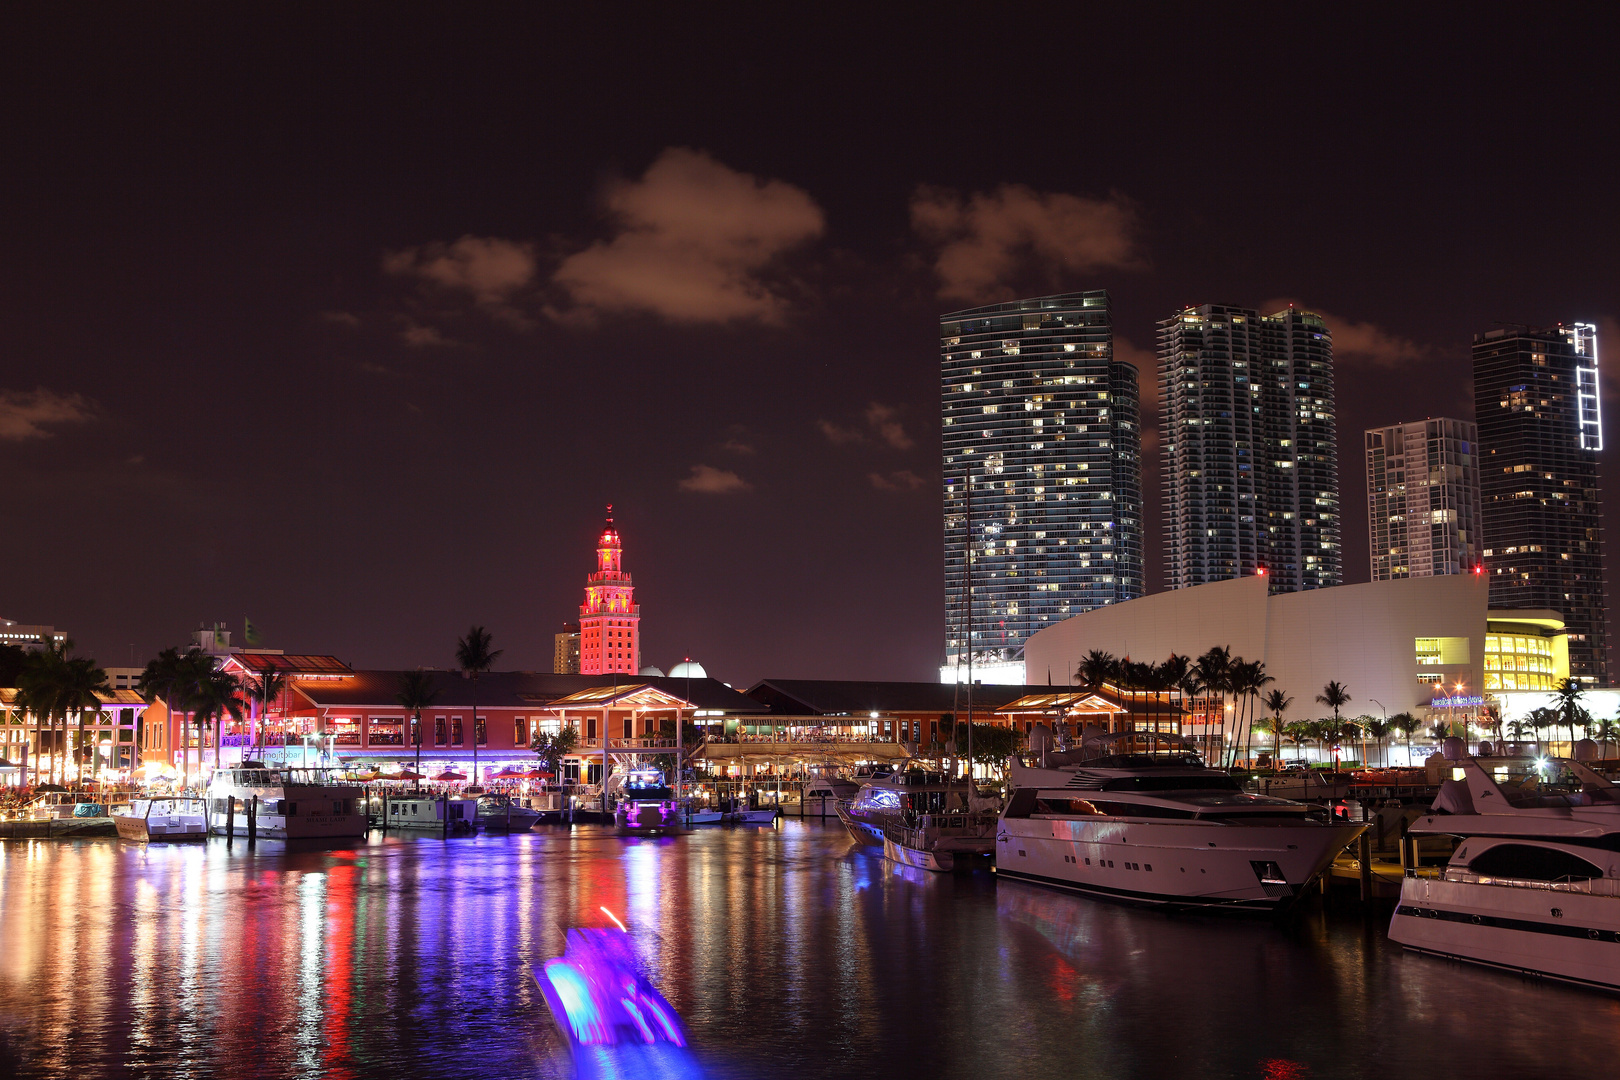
xmin=113 ymin=813 xmax=208 ymax=842
xmin=995 ymin=817 xmax=1362 ymax=911
xmin=1390 ymin=875 xmax=1620 ymax=991
xmin=726 ymin=809 xmax=778 ymax=826
xmin=884 ymin=836 xmax=954 ymax=872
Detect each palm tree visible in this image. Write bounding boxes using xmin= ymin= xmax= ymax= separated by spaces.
xmin=1078 ymin=649 xmax=1117 ymax=689
xmin=190 ymin=669 xmax=246 ymax=771
xmin=1193 ymin=646 xmax=1232 ymax=764
xmin=1389 ymin=711 xmax=1421 ymax=765
xmin=455 ymin=626 xmax=502 ymax=791
xmin=1282 ymin=721 xmax=1313 ymax=762
xmin=15 ymin=644 xmax=66 ymax=784
xmin=62 ymin=653 xmax=109 ymax=784
xmin=1229 ymin=659 xmax=1273 ymax=767
xmin=1315 ymin=681 xmax=1351 ymax=771
xmin=1257 ymin=689 xmax=1296 ymax=764
xmin=1527 ymin=706 xmax=1560 ymax=756
xmin=1593 ymin=718 xmax=1620 ymax=758
xmin=1554 ymin=678 xmax=1588 ymax=755
xmin=395 ymin=669 xmax=441 ymax=788
xmin=1361 ymin=716 xmax=1391 ymax=768
xmin=253 ymin=670 xmax=287 ymax=753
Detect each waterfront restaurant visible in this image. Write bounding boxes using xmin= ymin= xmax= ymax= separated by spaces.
xmin=278 ymin=670 xmax=766 ymax=785
xmin=0 ymin=687 xmax=149 ymax=782
xmin=995 ymin=683 xmax=1187 ymax=736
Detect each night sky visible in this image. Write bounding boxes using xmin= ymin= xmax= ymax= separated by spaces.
xmin=4 ymin=6 xmax=1617 ymax=684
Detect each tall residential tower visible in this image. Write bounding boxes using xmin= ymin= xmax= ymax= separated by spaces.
xmin=1474 ymin=324 xmax=1607 ymax=684
xmin=1158 ymin=304 xmax=1340 ymax=592
xmin=1365 ymin=418 xmax=1482 ymax=580
xmin=941 ymin=291 xmax=1143 ymax=683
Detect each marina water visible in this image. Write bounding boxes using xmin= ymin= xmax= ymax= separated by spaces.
xmin=1 ymin=822 xmax=1617 ymax=1079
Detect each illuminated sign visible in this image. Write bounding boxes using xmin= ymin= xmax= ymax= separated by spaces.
xmin=1430 ymin=695 xmax=1484 ymax=708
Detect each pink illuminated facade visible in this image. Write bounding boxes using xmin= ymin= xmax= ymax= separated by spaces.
xmin=579 ymin=507 xmax=641 ymax=675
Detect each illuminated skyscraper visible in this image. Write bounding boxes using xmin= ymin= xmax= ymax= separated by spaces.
xmin=579 ymin=508 xmax=640 ymax=675
xmin=941 ymin=291 xmax=1142 ymax=683
xmin=1158 ymin=304 xmax=1340 ymax=593
xmin=1365 ymin=418 xmax=1482 ymax=579
xmin=1474 ymin=324 xmax=1608 ymax=684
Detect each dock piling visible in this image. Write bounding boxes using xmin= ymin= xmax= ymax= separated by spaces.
xmin=1358 ymin=831 xmax=1372 ymax=903
xmin=226 ymin=796 xmax=235 ymax=844
xmin=247 ymin=795 xmax=257 ymax=846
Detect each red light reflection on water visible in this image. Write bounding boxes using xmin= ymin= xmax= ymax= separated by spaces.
xmin=1046 ymin=951 xmax=1076 ymax=1001
xmin=322 ymin=862 xmax=358 ymax=1080
xmin=1260 ymin=1060 xmax=1310 ymax=1080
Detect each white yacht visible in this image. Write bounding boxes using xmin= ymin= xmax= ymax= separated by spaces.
xmin=798 ymin=775 xmax=858 ymax=817
xmin=381 ymin=793 xmax=478 ymax=833
xmin=996 ymin=733 xmax=1363 ymax=911
xmin=113 ymin=797 xmax=208 ymax=842
xmin=476 ymin=793 xmax=543 ymax=831
xmin=1389 ymin=740 xmax=1620 ymax=992
xmin=204 ymin=763 xmax=367 ymax=839
xmin=837 ymin=766 xmax=998 ymax=871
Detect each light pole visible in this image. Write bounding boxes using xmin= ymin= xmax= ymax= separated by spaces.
xmin=1370 ymin=698 xmax=1386 ymax=766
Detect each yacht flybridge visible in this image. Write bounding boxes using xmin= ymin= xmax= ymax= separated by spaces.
xmin=995 ymin=732 xmax=1363 ymax=911
xmin=1389 ymin=740 xmax=1620 ymax=992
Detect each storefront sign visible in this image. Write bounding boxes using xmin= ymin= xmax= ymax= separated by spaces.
xmin=1429 ymin=695 xmax=1484 ymax=708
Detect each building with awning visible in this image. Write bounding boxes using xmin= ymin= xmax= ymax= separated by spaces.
xmin=995 ymin=684 xmax=1186 ymax=735
xmin=2 ymin=687 xmax=149 ymax=779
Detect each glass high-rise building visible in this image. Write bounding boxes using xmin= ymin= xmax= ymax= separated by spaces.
xmin=1474 ymin=323 xmax=1608 ymax=684
xmin=1158 ymin=304 xmax=1340 ymax=593
xmin=940 ymin=291 xmax=1142 ymax=683
xmin=1365 ymin=417 xmax=1482 ymax=580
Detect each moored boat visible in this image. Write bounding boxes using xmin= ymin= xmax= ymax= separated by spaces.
xmin=996 ymin=732 xmax=1363 ymax=911
xmin=205 ymin=763 xmax=367 ymax=839
xmin=614 ymin=767 xmax=683 ymax=836
xmin=113 ymin=797 xmax=208 ymax=841
xmin=476 ymin=794 xmax=543 ymax=831
xmin=1389 ymin=740 xmax=1620 ymax=992
xmin=381 ymin=794 xmax=478 ymax=832
xmin=837 ymin=765 xmax=998 ymax=871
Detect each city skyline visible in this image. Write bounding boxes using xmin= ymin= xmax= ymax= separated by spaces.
xmin=3 ymin=9 xmax=1618 ymax=686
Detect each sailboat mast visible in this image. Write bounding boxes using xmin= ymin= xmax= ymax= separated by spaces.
xmin=965 ymin=472 xmax=974 ymax=788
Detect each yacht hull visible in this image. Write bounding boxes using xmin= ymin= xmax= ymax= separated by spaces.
xmin=835 ymin=803 xmax=886 ymax=847
xmin=884 ymin=836 xmax=953 ymax=871
xmin=1390 ymin=876 xmax=1620 ymax=992
xmin=994 ymin=818 xmax=1362 ymax=912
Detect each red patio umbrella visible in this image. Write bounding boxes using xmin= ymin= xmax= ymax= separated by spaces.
xmin=394 ymin=769 xmax=425 ymax=780
xmin=433 ymin=770 xmax=467 ymax=782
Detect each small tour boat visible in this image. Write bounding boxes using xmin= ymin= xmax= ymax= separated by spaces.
xmin=476 ymin=793 xmax=543 ymax=831
xmin=614 ymin=767 xmax=683 ymax=836
xmin=726 ymin=807 xmax=780 ymax=826
xmin=381 ymin=794 xmax=478 ymax=833
xmin=1389 ymin=740 xmax=1620 ymax=992
xmin=205 ymin=763 xmax=368 ymax=839
xmin=996 ymin=732 xmax=1363 ymax=910
xmin=837 ymin=765 xmax=998 ymax=871
xmin=113 ymin=797 xmax=209 ymax=842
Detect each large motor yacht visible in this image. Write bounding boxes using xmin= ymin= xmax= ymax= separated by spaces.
xmin=1389 ymin=740 xmax=1620 ymax=992
xmin=205 ymin=763 xmax=367 ymax=839
xmin=837 ymin=765 xmax=998 ymax=871
xmin=996 ymin=732 xmax=1363 ymax=911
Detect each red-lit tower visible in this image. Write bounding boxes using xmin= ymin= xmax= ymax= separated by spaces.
xmin=579 ymin=506 xmax=640 ymax=675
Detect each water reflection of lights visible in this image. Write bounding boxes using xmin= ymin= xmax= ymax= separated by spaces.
xmin=624 ymin=841 xmax=660 ymax=931
xmin=296 ymin=871 xmax=327 ymax=1073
